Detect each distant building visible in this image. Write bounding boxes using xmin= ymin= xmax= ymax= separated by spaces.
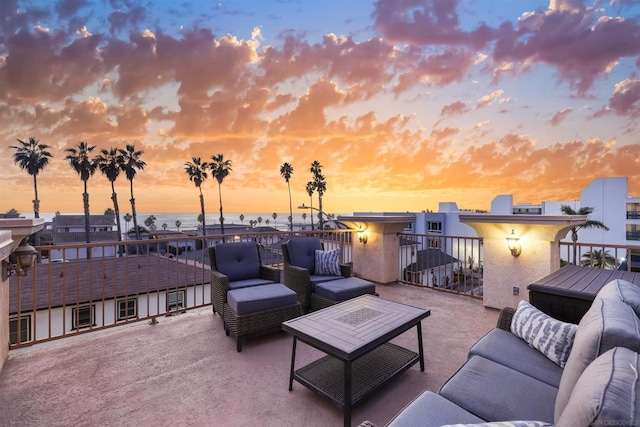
xmin=40 ymin=213 xmax=119 ymax=260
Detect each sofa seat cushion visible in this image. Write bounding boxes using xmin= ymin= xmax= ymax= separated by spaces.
xmin=557 ymin=347 xmax=640 ymax=426
xmin=227 ymin=284 xmax=297 ymax=315
xmin=440 ymin=356 xmax=557 ymax=423
xmin=468 ymin=328 xmax=563 ymax=388
xmin=314 ymin=277 xmax=376 ymax=302
xmin=386 ymin=391 xmax=485 ymax=427
xmin=510 ymin=300 xmax=577 ymax=368
xmin=227 ymin=278 xmax=275 ymax=290
xmin=441 ymin=422 xmax=552 ymax=427
xmin=595 ymin=279 xmax=640 ymax=316
xmin=309 ymin=274 xmax=344 ymax=291
xmin=214 ymin=242 xmax=261 ymax=282
xmin=554 ymin=297 xmax=640 ymax=420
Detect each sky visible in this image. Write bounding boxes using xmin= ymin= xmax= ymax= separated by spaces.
xmin=0 ymin=0 xmax=639 ymax=217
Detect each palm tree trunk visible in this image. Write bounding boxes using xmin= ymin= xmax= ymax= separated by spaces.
xmin=310 ymin=196 xmax=315 ymax=231
xmin=318 ymin=195 xmax=324 ymax=230
xmin=33 ymin=174 xmax=42 ymax=253
xmin=199 ymin=189 xmax=206 ymax=237
xmin=571 ymin=228 xmax=578 ymax=265
xmin=111 ymin=182 xmax=124 ymax=257
xmin=287 ymin=182 xmax=293 ymax=231
xmin=218 ymin=182 xmax=225 ymax=241
xmin=83 ymin=180 xmax=92 ymax=259
xmin=130 ymin=180 xmax=140 ymax=241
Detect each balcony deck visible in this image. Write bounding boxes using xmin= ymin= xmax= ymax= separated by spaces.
xmin=0 ymin=283 xmax=499 ymax=427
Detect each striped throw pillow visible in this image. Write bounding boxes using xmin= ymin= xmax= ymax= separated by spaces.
xmin=314 ymin=249 xmax=341 ymax=276
xmin=511 ymin=300 xmax=577 ymax=368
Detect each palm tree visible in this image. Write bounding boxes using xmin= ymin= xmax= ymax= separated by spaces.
xmin=162 ymin=223 xmax=168 ymax=231
xmin=272 ymin=212 xmax=278 ymax=229
xmin=257 ymin=216 xmax=263 ymax=226
xmin=119 ymin=144 xmax=146 ymax=241
xmin=65 ymin=141 xmax=98 ymax=256
xmin=266 ymin=219 xmax=270 ymax=226
xmin=175 ymin=220 xmax=182 ymax=231
xmin=280 ymin=162 xmax=294 ymax=231
xmin=10 ymin=136 xmax=53 ymax=248
xmin=97 ymin=148 xmax=125 ymax=252
xmin=561 ymin=205 xmax=610 ymax=264
xmin=311 ymin=161 xmax=326 ymax=230
xmin=144 ymin=215 xmax=157 ymax=231
xmin=302 ymin=212 xmax=307 ymax=228
xmin=581 ymin=249 xmax=616 ymax=269
xmin=305 ymin=181 xmax=316 ymax=230
xmin=184 ymin=157 xmax=209 ymax=236
xmin=124 ymin=213 xmax=132 ymax=234
xmin=210 ymin=154 xmax=232 ymax=239
xmin=239 ymin=214 xmax=245 ymax=225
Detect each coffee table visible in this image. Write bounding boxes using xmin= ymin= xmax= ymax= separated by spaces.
xmin=282 ymin=294 xmax=431 ymax=427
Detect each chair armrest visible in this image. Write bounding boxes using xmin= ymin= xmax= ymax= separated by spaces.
xmin=211 ymin=270 xmax=231 ymax=314
xmin=496 ymin=306 xmax=516 ymax=330
xmin=340 ymin=262 xmax=352 ymax=277
xmin=284 ymin=265 xmax=312 ymax=310
xmin=260 ymin=265 xmax=281 ymax=283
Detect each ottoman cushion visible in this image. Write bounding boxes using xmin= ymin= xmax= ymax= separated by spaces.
xmin=314 ymin=277 xmax=376 ymax=302
xmin=228 ymin=283 xmax=297 ymax=315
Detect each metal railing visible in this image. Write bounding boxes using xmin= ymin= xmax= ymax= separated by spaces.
xmin=398 ymin=232 xmax=483 ymax=299
xmin=9 ymin=229 xmax=352 ymax=349
xmin=559 ymin=241 xmax=640 ymax=271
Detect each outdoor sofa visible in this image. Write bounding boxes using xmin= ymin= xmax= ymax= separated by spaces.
xmin=209 ymin=241 xmax=302 ymax=352
xmin=384 ymin=279 xmax=640 ymax=426
xmin=281 ymin=237 xmax=376 ymax=312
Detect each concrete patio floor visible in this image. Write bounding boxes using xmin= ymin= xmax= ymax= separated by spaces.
xmin=0 ymin=283 xmax=499 ymax=427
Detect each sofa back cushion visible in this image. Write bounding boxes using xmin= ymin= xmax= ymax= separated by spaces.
xmin=213 ymin=242 xmax=261 ymax=282
xmin=556 ymin=347 xmax=640 ymax=425
xmin=554 ymin=297 xmax=640 ymax=420
xmin=595 ymin=279 xmax=640 ymax=317
xmin=284 ymin=238 xmax=322 ymax=272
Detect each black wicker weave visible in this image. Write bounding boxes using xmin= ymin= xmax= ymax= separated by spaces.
xmin=282 ymin=241 xmax=352 ymax=312
xmin=496 ymin=306 xmax=516 ymax=331
xmin=208 ymin=244 xmax=302 ymax=352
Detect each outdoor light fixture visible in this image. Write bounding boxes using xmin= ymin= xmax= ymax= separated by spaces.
xmin=357 ymin=227 xmax=368 ymax=244
xmin=2 ymin=239 xmax=38 ymax=281
xmin=506 ymin=229 xmax=521 ymax=257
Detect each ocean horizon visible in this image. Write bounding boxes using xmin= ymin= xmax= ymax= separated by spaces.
xmin=26 ymin=212 xmax=349 ymax=232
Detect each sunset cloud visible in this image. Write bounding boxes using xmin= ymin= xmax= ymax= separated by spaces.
xmin=0 ymin=0 xmax=637 ymax=216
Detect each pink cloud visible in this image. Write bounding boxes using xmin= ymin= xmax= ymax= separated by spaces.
xmin=440 ymin=101 xmax=468 ymax=116
xmin=608 ymin=78 xmax=640 ymax=117
xmin=548 ymin=107 xmax=573 ymax=126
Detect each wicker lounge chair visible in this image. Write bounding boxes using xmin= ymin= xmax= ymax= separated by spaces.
xmin=282 ymin=237 xmax=376 ymax=312
xmin=209 ymin=241 xmax=301 ymax=351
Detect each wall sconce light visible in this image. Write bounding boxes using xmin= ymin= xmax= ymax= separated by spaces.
xmin=2 ymin=239 xmax=38 ymax=281
xmin=356 ymin=227 xmax=368 ymax=244
xmin=506 ymin=229 xmax=521 ymax=257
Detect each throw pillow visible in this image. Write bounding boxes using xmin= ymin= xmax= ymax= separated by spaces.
xmin=314 ymin=249 xmax=341 ymax=276
xmin=511 ymin=300 xmax=577 ymax=368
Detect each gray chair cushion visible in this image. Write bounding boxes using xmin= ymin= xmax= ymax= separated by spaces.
xmin=386 ymin=391 xmax=485 ymax=427
xmin=214 ymin=242 xmax=260 ymax=282
xmin=227 ymin=278 xmax=275 ymax=290
xmin=440 ymin=356 xmax=557 ymax=423
xmin=309 ymin=274 xmax=344 ymax=292
xmin=227 ymin=283 xmax=297 ymax=315
xmin=285 ymin=238 xmax=322 ymax=272
xmin=554 ymin=297 xmax=640 ymax=420
xmin=595 ymin=279 xmax=640 ymax=316
xmin=557 ymin=347 xmax=640 ymax=426
xmin=314 ymin=277 xmax=376 ymax=302
xmin=468 ymin=328 xmax=563 ymax=388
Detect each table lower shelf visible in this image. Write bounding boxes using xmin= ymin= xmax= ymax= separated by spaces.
xmin=294 ymin=342 xmax=419 ymax=408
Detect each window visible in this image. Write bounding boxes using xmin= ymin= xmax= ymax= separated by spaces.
xmin=628 ymin=224 xmax=640 ymax=241
xmin=9 ymin=315 xmax=31 ymax=345
xmin=427 ymin=221 xmax=442 ymax=233
xmin=72 ymin=305 xmax=95 ymax=330
xmin=628 ymin=203 xmax=640 ymax=219
xmin=428 ymin=239 xmax=441 ymax=249
xmin=117 ymin=298 xmax=137 ymax=321
xmin=167 ymin=290 xmax=185 ymax=311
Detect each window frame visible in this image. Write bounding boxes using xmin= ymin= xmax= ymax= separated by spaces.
xmin=72 ymin=304 xmax=95 ymax=330
xmin=116 ymin=297 xmax=137 ymax=321
xmin=427 ymin=221 xmax=442 ymax=233
xmin=167 ymin=290 xmax=185 ymax=312
xmin=9 ymin=314 xmax=32 ymax=345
